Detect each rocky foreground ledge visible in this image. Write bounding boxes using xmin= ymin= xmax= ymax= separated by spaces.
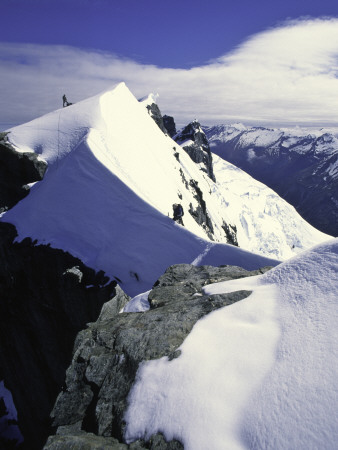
xmin=44 ymin=264 xmax=271 ymax=450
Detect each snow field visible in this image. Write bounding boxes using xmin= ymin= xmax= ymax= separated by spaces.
xmin=212 ymin=154 xmax=329 ymax=259
xmin=124 ymin=278 xmax=280 ymax=449
xmin=124 ymin=239 xmax=338 ymax=449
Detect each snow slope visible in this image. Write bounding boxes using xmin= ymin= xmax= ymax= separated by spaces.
xmin=1 ymin=83 xmax=331 ymax=295
xmin=124 ymin=238 xmax=338 ymax=449
xmin=211 ymin=154 xmax=330 ymax=259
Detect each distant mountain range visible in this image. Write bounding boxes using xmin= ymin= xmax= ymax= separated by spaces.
xmin=204 ymin=124 xmax=338 ymax=236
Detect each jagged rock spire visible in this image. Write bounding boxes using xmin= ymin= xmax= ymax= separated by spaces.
xmin=174 ymin=120 xmax=216 ymax=182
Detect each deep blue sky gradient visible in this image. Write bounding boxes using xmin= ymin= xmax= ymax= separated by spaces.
xmin=2 ymin=0 xmax=338 ymax=68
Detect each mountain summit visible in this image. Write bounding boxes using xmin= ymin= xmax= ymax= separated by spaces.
xmin=2 ymin=83 xmax=331 ymax=295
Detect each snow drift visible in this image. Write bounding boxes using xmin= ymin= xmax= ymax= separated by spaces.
xmin=124 ymin=238 xmax=338 ymax=449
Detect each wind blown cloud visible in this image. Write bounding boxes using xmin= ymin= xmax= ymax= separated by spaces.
xmin=1 ymin=17 xmax=338 ymax=130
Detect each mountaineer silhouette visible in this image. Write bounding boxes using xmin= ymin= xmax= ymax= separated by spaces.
xmin=173 ymin=203 xmax=184 ymax=226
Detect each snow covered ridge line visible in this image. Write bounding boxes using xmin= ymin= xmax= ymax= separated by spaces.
xmin=124 ymin=238 xmax=338 ymax=450
xmin=1 ymin=82 xmax=332 ymax=296
xmin=141 ymin=94 xmax=332 ymax=258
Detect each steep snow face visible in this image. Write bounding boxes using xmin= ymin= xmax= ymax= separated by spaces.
xmin=124 ymin=238 xmax=338 ymax=449
xmin=2 ymin=83 xmax=278 ymax=295
xmin=238 ymin=128 xmax=283 ymax=149
xmin=1 ymin=83 xmax=331 ymax=294
xmin=211 ymin=155 xmax=329 ymax=259
xmin=204 ymin=123 xmax=338 ymax=236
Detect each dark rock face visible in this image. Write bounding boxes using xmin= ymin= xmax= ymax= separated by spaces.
xmin=222 ymin=221 xmax=238 ymax=246
xmin=0 ymin=222 xmax=123 ymax=449
xmin=163 ymin=115 xmax=176 ymax=138
xmin=175 ymin=121 xmax=216 ymax=181
xmin=46 ymin=264 xmax=271 ymax=448
xmin=145 ymin=104 xmax=168 ymax=134
xmin=144 ymin=103 xmax=176 ymax=140
xmin=204 ymin=125 xmax=338 ymax=236
xmin=0 ymin=132 xmax=47 ymax=213
xmin=188 ymin=179 xmax=214 ymax=240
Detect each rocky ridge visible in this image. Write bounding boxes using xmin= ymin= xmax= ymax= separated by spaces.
xmin=162 ymin=115 xmax=176 ymax=138
xmin=44 ymin=263 xmax=272 ymax=449
xmin=142 ymin=101 xmax=238 ymax=246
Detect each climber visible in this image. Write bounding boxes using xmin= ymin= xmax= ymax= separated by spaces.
xmin=63 ymin=94 xmax=72 ymax=107
xmin=173 ymin=203 xmax=184 ymax=226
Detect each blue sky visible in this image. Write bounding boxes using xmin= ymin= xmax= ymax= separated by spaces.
xmin=3 ymin=0 xmax=338 ymax=68
xmin=1 ymin=0 xmax=338 ymax=129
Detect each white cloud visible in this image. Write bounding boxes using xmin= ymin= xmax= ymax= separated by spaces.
xmin=1 ymin=17 xmax=338 ymax=130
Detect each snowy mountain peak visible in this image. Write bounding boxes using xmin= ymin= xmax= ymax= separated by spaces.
xmin=2 ymin=84 xmax=332 ymax=295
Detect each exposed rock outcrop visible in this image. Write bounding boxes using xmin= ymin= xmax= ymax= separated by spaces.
xmin=0 ymin=132 xmax=47 ymax=213
xmin=145 ymin=103 xmax=168 ymax=135
xmin=222 ymin=221 xmax=238 ymax=246
xmin=163 ymin=115 xmax=176 ymax=138
xmin=46 ymin=264 xmax=272 ymax=448
xmin=175 ymin=121 xmax=216 ymax=181
xmin=0 ymin=222 xmax=123 ymax=449
xmin=142 ymin=97 xmax=176 ymax=139
xmin=45 ymin=430 xmax=183 ymax=450
xmin=188 ymin=179 xmax=214 ymax=239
